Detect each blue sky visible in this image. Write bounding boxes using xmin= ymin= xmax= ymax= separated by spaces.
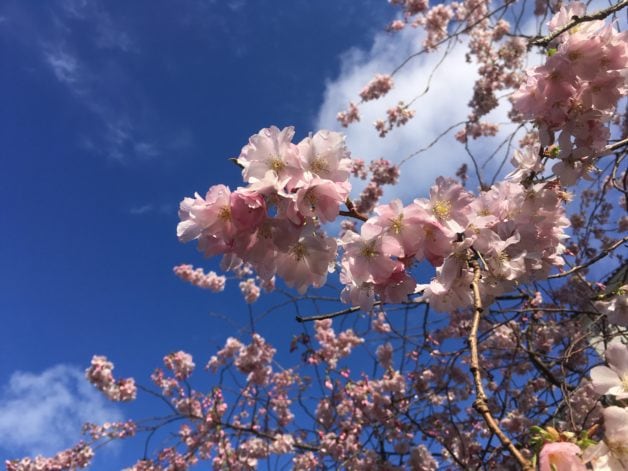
xmin=0 ymin=0 xmax=511 ymax=467
xmin=0 ymin=0 xmax=402 ymax=467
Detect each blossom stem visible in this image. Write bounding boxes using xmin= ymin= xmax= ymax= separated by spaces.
xmin=339 ymin=198 xmax=368 ymax=222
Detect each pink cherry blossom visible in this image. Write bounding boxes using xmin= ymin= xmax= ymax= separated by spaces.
xmin=297 ymin=130 xmax=352 ymax=183
xmin=594 ymin=286 xmax=628 ymax=327
xmin=163 ymin=351 xmax=195 ymax=380
xmin=539 ymin=442 xmax=586 ymax=471
xmin=173 ymin=264 xmax=226 ymax=292
xmin=239 ymin=278 xmax=261 ymax=303
xmin=359 ymin=74 xmax=394 ymax=102
xmin=229 ymin=188 xmax=267 ymax=231
xmin=583 ymin=406 xmax=628 ymax=470
xmin=275 ymin=229 xmax=337 ymax=294
xmin=6 ymin=443 xmax=94 ymax=471
xmin=294 ymin=178 xmax=349 ymax=223
xmin=590 ymin=340 xmax=628 ymax=399
xmin=177 ymin=184 xmax=234 ymax=243
xmin=237 ymin=126 xmax=303 ymax=187
xmin=85 ymin=355 xmax=136 ymax=402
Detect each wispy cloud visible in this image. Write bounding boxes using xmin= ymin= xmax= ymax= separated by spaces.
xmin=0 ymin=364 xmax=123 ymax=457
xmin=129 ymin=204 xmax=154 ymax=215
xmin=1 ymin=0 xmax=194 ymax=163
xmin=44 ymin=47 xmax=81 ymax=85
xmin=129 ymin=203 xmax=174 ymax=216
xmin=316 ymin=27 xmax=522 ymax=200
xmin=59 ymin=0 xmax=136 ymax=52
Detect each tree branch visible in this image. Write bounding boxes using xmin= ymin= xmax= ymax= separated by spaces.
xmin=548 ymin=236 xmax=628 ymax=279
xmin=339 ymin=198 xmax=369 ymax=222
xmin=529 ymin=0 xmax=628 ymax=47
xmin=468 ymin=261 xmax=533 ymax=470
xmin=296 ymin=304 xmax=366 ymax=323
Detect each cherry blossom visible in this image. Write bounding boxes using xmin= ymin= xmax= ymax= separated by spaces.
xmin=539 ymin=442 xmax=586 ymax=471
xmin=85 ymin=355 xmax=136 ymax=402
xmin=590 ymin=340 xmax=628 ymax=399
xmin=583 ymin=406 xmax=628 ymax=470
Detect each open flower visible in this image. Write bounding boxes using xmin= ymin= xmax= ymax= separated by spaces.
xmin=539 ymin=442 xmax=586 ymax=471
xmin=583 ymin=406 xmax=628 ymax=470
xmin=590 ymin=340 xmax=628 ymax=399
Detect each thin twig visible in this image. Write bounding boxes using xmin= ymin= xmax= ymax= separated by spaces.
xmin=595 ymin=137 xmax=628 ymax=158
xmin=529 ymin=0 xmax=628 ymax=47
xmin=296 ymin=304 xmax=365 ymax=323
xmin=399 ymin=121 xmax=466 ymax=167
xmin=296 ymin=298 xmax=427 ymax=323
xmin=548 ymin=236 xmax=628 ymax=279
xmin=340 ymin=198 xmax=368 ymax=222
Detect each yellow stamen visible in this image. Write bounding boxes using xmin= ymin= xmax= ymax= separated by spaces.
xmin=432 ymin=200 xmax=452 ymax=221
xmin=390 ymin=215 xmax=404 ymax=234
xmin=290 ymin=242 xmax=308 ymax=261
xmin=310 ymin=155 xmax=329 ymax=174
xmin=478 ymin=208 xmax=491 ymax=217
xmin=269 ymin=156 xmax=285 ymax=172
xmin=360 ymin=241 xmax=378 ymax=258
xmin=218 ymin=207 xmax=231 ymax=221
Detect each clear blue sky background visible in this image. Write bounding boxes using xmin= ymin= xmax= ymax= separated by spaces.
xmin=0 ymin=0 xmax=403 ymax=467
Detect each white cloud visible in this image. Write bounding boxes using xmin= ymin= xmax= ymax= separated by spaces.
xmin=0 ymin=364 xmax=123 ymax=457
xmin=315 ymin=26 xmax=525 ymax=201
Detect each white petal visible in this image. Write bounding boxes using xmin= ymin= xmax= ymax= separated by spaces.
xmin=590 ymin=366 xmax=620 ymax=395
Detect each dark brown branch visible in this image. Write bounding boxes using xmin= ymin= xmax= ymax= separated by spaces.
xmin=529 ymin=0 xmax=628 ymax=47
xmin=339 ymin=198 xmax=368 ymax=222
xmin=296 ymin=300 xmax=428 ymax=323
xmin=296 ymin=304 xmax=366 ymax=323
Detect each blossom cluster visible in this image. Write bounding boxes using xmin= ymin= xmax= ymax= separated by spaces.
xmin=85 ymin=355 xmax=137 ymax=401
xmin=359 ymin=74 xmax=393 ymax=102
xmin=374 ymin=101 xmax=416 ymax=137
xmin=513 ymin=1 xmax=628 ymax=184
xmin=120 ymin=321 xmax=444 ymax=470
xmin=174 ymin=259 xmax=276 ymax=304
xmin=6 ymin=443 xmax=94 ymax=471
xmin=177 ymin=125 xmax=569 ymax=314
xmin=336 ymin=101 xmax=360 ymax=127
xmin=83 ymin=420 xmax=137 ymax=440
xmin=177 ymin=126 xmax=352 ymax=294
xmin=164 ymin=350 xmax=196 ymax=380
xmin=340 ymin=177 xmax=569 ymax=312
xmin=351 ymin=157 xmax=400 ymax=214
xmin=173 ymin=264 xmax=226 ymax=292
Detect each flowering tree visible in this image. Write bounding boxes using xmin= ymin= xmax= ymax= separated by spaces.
xmin=7 ymin=0 xmax=628 ymax=470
